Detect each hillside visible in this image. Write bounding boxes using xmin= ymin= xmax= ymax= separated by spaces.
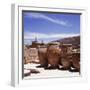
xmin=52 ymin=36 xmax=80 ymax=45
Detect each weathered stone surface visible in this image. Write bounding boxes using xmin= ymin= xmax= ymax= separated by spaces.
xmin=24 ymin=69 xmax=31 ymax=77
xmin=24 ymin=46 xmax=39 ymax=64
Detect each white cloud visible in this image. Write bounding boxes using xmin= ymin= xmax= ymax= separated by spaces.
xmin=24 ymin=32 xmax=79 ymax=40
xmin=24 ymin=13 xmax=72 ymax=27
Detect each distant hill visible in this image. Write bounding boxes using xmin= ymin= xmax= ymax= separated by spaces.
xmin=52 ymin=36 xmax=80 ymax=45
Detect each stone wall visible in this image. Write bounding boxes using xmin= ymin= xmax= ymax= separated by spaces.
xmin=24 ymin=47 xmax=39 ymax=64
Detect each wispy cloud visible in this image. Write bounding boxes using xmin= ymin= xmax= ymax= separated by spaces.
xmin=24 ymin=13 xmax=72 ymax=27
xmin=24 ymin=32 xmax=79 ymax=40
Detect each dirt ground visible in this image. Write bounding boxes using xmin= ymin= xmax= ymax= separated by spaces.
xmin=24 ymin=63 xmax=80 ymax=80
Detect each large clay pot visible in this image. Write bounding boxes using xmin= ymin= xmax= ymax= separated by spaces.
xmin=60 ymin=45 xmax=68 ymax=57
xmin=60 ymin=55 xmax=71 ymax=70
xmin=47 ymin=43 xmax=61 ymax=68
xmin=37 ymin=45 xmax=48 ymax=67
xmin=72 ymin=53 xmax=80 ymax=72
xmin=60 ymin=45 xmax=71 ymax=70
xmin=60 ymin=53 xmax=80 ymax=72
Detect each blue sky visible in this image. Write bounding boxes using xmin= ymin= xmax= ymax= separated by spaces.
xmin=23 ymin=11 xmax=80 ymax=44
